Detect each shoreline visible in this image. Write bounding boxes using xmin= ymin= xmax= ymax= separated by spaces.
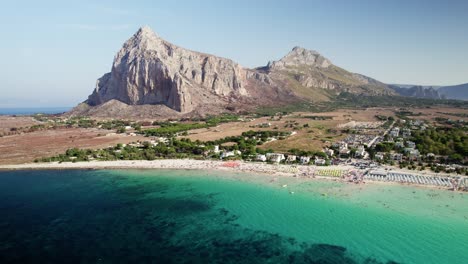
xmin=0 ymin=159 xmax=464 ymax=192
xmin=0 ymin=159 xmax=322 ymax=175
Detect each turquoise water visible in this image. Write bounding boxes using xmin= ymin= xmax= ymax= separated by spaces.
xmin=0 ymin=169 xmax=466 ymax=263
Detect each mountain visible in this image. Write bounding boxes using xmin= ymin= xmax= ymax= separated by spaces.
xmin=437 ymin=83 xmax=468 ymax=100
xmin=390 ymin=84 xmax=441 ymax=89
xmin=388 ymin=85 xmax=445 ymax=99
xmin=388 ymin=83 xmax=468 ymax=101
xmin=71 ymin=26 xmax=395 ymax=118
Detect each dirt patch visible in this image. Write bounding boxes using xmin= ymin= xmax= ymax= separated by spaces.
xmin=0 ymin=116 xmax=41 ymax=134
xmin=0 ymin=128 xmax=146 ymax=164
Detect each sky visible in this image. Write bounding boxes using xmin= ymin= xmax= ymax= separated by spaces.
xmin=1 ymin=0 xmax=467 ymax=107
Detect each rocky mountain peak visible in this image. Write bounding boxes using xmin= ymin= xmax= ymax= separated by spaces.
xmin=136 ymin=25 xmax=156 ymax=35
xmin=87 ymin=26 xmax=249 ymax=113
xmin=119 ymin=26 xmax=163 ymax=54
xmin=267 ymin=46 xmax=332 ymax=70
xmin=79 ymin=26 xmax=395 ymax=117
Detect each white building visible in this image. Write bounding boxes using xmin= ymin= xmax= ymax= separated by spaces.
xmin=286 ymin=155 xmax=297 ymax=163
xmin=256 ymin=154 xmax=267 ymax=162
xmin=402 ymin=128 xmax=411 ymax=137
xmin=299 ymin=156 xmax=311 ymax=164
xmin=390 ymin=127 xmax=400 ymax=137
xmin=156 ymin=137 xmax=169 ymax=143
xmin=375 ymin=152 xmax=385 ymax=160
xmin=258 ymin=122 xmax=271 ymax=128
xmin=335 ymin=142 xmax=348 ymax=150
xmin=395 ymin=141 xmax=404 ymax=148
xmin=221 ymin=150 xmax=242 ymax=159
xmin=214 ymin=145 xmax=220 ymax=153
xmin=391 ymin=153 xmax=403 ymax=161
xmin=339 ymin=148 xmax=351 ymax=157
xmin=407 ymin=149 xmax=420 ymax=160
xmin=355 ymin=146 xmax=368 ymax=159
xmin=406 ymin=141 xmax=416 ymax=149
xmin=324 ymin=148 xmax=334 ymax=157
xmin=315 ymin=158 xmax=326 ymax=166
xmin=266 ymin=153 xmax=285 ymax=163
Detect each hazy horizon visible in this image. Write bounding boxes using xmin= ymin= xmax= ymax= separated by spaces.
xmin=1 ymin=0 xmax=468 ymax=107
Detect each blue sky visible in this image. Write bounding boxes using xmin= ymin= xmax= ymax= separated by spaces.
xmin=1 ymin=0 xmax=467 ymax=107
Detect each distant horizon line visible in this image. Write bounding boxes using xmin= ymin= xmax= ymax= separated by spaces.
xmin=0 ymin=106 xmax=72 ymax=109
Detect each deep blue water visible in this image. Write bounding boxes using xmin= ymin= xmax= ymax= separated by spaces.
xmin=0 ymin=107 xmax=71 ymax=115
xmin=1 ymin=169 xmax=466 ymax=264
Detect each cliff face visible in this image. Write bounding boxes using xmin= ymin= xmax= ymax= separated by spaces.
xmin=82 ymin=26 xmax=395 ymax=116
xmin=87 ymin=26 xmax=248 ymax=113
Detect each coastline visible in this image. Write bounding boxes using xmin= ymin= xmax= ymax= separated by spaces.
xmin=0 ymin=159 xmax=462 ymax=191
xmin=0 ymin=159 xmax=323 ymax=176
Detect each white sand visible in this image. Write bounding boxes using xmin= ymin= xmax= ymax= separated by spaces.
xmin=0 ymin=160 xmax=462 ymax=191
xmin=0 ymin=159 xmax=353 ymax=177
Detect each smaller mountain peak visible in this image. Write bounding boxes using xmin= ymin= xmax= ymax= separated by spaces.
xmin=267 ymin=46 xmax=332 ymax=70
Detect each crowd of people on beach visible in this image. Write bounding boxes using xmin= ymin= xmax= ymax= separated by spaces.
xmin=1 ymin=159 xmax=467 ymax=191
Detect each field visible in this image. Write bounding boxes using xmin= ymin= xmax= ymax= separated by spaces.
xmin=1 ymin=106 xmax=466 ymax=164
xmin=182 ymin=108 xmax=398 ymax=152
xmin=0 ymin=116 xmax=41 ymax=134
xmin=393 ymin=107 xmax=468 ymax=121
xmin=181 ymin=107 xmax=467 ymax=152
xmin=0 ymin=128 xmax=146 ymax=164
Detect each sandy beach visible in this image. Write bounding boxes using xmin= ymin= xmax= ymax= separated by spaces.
xmin=0 ymin=159 xmax=331 ymax=176
xmin=1 ymin=159 xmax=465 ymax=192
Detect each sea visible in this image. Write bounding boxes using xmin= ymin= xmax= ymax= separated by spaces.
xmin=0 ymin=169 xmax=466 ymax=263
xmin=0 ymin=107 xmax=71 ymax=116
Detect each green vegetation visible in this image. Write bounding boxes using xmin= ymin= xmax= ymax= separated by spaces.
xmin=143 ymin=114 xmax=240 ymax=137
xmin=31 ymin=116 xmax=136 ymax=133
xmin=375 ymin=142 xmax=395 ymax=153
xmin=37 ymin=130 xmax=292 ymax=163
xmin=287 ymin=148 xmax=327 ymax=158
xmin=411 ymin=127 xmax=467 ymax=163
xmin=302 ymin=115 xmax=333 ymax=120
xmin=36 ymin=138 xmax=209 ymax=162
xmin=256 ymin=103 xmax=320 ymax=116
xmin=144 ymin=122 xmax=209 ymax=137
xmin=395 ymin=110 xmax=422 ymax=118
xmin=375 ymin=115 xmax=389 ymax=121
xmin=437 ymin=112 xmax=468 ymax=118
xmin=205 ymin=130 xmax=292 ymax=158
xmin=434 ymin=117 xmax=467 ymax=128
xmin=330 ymin=93 xmax=468 ymax=110
xmin=256 ymin=93 xmax=467 ymax=116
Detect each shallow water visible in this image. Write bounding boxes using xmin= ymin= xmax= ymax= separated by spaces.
xmin=0 ymin=169 xmax=466 ymax=263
